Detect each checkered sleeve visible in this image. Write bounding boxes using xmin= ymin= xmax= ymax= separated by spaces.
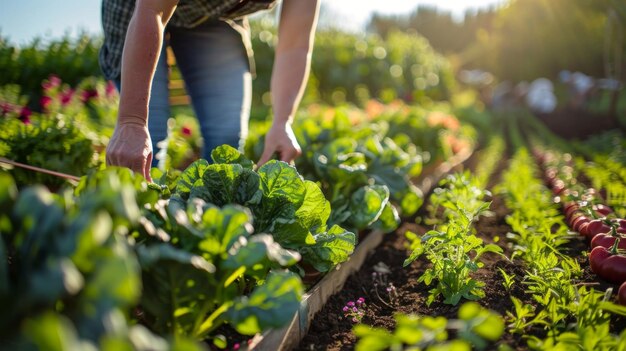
xmin=99 ymin=0 xmax=136 ymax=80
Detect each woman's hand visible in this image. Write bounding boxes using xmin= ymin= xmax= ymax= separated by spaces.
xmin=106 ymin=122 xmax=153 ymax=182
xmin=257 ymin=122 xmax=302 ymax=166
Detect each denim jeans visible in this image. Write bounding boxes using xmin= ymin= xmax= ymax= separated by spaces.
xmin=116 ymin=19 xmax=252 ymax=166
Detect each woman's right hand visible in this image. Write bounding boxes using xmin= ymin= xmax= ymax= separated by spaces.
xmin=106 ymin=122 xmax=153 ymax=182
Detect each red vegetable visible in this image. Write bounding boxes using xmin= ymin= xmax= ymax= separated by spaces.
xmin=589 ymin=246 xmax=626 ymax=284
xmin=619 ymin=282 xmax=626 ymax=305
xmin=571 ymin=215 xmax=590 ymax=233
xmin=564 ymin=206 xmax=580 ymax=221
xmin=583 ymin=219 xmax=611 ymax=240
xmin=593 ymin=204 xmax=613 ymax=217
xmin=591 ymin=233 xmax=626 ymax=250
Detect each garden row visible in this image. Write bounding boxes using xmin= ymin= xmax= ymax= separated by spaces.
xmin=533 ymin=140 xmax=626 ymax=305
xmin=0 ymin=83 xmax=475 ymax=351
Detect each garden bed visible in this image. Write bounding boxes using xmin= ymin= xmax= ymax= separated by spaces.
xmin=247 ymin=149 xmax=474 ymax=351
xmin=295 ymin=152 xmax=626 ymax=350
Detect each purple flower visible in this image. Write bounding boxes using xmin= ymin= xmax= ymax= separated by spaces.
xmin=233 ymin=343 xmax=240 ymax=350
xmin=357 ymin=297 xmax=365 ymax=304
xmin=347 ymin=301 xmax=355 ymax=307
xmin=352 ymin=307 xmax=358 ymax=312
xmin=342 ymin=306 xmax=349 ymax=312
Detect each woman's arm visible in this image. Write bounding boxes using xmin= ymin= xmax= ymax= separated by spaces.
xmin=257 ymin=0 xmax=320 ymax=166
xmin=106 ymin=0 xmax=178 ymax=181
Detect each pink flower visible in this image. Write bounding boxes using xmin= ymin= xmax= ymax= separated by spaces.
xmin=1 ymin=102 xmax=13 ymax=116
xmin=181 ymin=125 xmax=192 ymax=137
xmin=42 ymin=75 xmax=61 ymax=90
xmin=60 ymin=89 xmax=74 ymax=106
xmin=346 ymin=301 xmax=355 ymax=307
xmin=19 ymin=106 xmax=32 ymax=125
xmin=105 ymin=80 xmax=117 ymax=97
xmin=233 ymin=343 xmax=240 ymax=350
xmin=81 ymin=89 xmax=98 ymax=103
xmin=40 ymin=96 xmax=53 ymax=111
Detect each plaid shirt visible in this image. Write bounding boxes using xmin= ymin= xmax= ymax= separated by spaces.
xmin=100 ymin=0 xmax=276 ymax=80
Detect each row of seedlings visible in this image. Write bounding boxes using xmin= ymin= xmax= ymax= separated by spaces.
xmin=498 ymin=148 xmax=626 ymax=349
xmin=350 ymin=138 xmax=507 ymax=350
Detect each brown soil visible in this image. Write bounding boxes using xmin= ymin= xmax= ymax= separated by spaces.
xmin=296 ymin=156 xmax=626 ymax=351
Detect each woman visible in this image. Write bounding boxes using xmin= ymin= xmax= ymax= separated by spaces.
xmin=100 ymin=0 xmax=320 ymax=181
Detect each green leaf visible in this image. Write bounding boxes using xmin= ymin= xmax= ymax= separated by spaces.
xmin=371 ymin=202 xmax=400 ymax=233
xmin=21 ymin=312 xmax=86 ymax=351
xmin=258 ymin=161 xmax=306 ymax=207
xmin=175 ymin=159 xmax=210 ymax=200
xmin=296 ymin=181 xmax=331 ymax=232
xmin=75 ymin=248 xmax=142 ymax=341
xmin=400 ymin=184 xmax=424 ymax=216
xmin=353 ymin=325 xmax=395 ymax=351
xmin=211 ymin=145 xmax=254 ymax=170
xmin=137 ymin=244 xmax=217 ymax=336
xmin=0 ymin=171 xmax=17 ymax=214
xmin=198 ymin=205 xmax=254 ymax=256
xmin=299 ymin=225 xmax=356 ymax=272
xmin=222 ymin=234 xmax=300 ymax=272
xmin=226 ymin=271 xmax=302 ymax=335
xmin=348 ymin=185 xmax=389 ymax=229
xmin=192 ymin=164 xmax=262 ymax=208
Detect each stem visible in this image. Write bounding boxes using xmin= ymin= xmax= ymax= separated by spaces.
xmin=607 ymin=220 xmax=621 ymax=254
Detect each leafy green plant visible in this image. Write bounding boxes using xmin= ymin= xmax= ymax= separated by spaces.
xmin=247 ymin=108 xmax=425 ymax=234
xmin=0 ymin=113 xmax=96 ymax=189
xmin=171 ymin=145 xmax=356 ymax=273
xmin=404 ymin=223 xmax=502 ymax=305
xmin=353 ymin=302 xmax=504 ymax=351
xmin=405 ymin=170 xmax=501 ymax=306
xmin=0 ymin=171 xmax=199 ymax=350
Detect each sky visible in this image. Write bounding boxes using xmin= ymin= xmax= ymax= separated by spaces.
xmin=0 ymin=0 xmax=505 ymax=44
